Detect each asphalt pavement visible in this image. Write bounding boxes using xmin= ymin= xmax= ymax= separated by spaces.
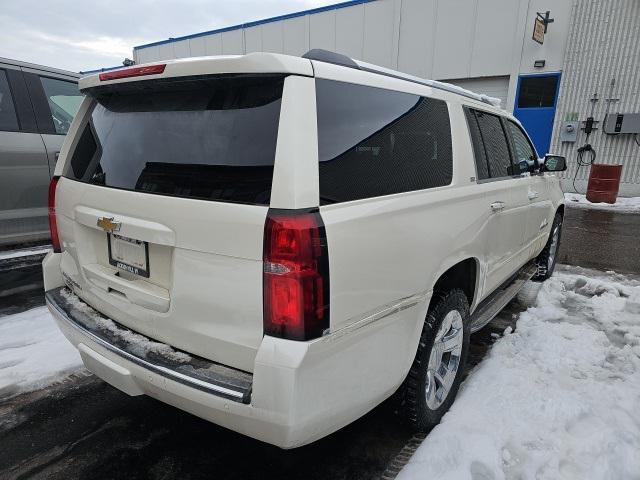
xmin=558 ymin=206 xmax=640 ymax=274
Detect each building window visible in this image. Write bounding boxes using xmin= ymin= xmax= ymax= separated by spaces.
xmin=517 ymin=76 xmax=559 ymax=108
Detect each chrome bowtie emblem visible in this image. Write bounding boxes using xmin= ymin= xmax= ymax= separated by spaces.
xmin=97 ymin=216 xmax=121 ymax=233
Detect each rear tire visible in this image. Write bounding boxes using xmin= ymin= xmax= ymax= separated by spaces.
xmin=398 ymin=289 xmax=470 ymax=431
xmin=532 ymin=212 xmax=563 ymax=282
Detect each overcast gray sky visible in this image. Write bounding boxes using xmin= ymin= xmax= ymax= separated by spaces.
xmin=0 ymin=0 xmax=341 ymax=73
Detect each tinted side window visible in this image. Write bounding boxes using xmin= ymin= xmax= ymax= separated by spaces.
xmin=477 ymin=112 xmax=512 ymax=178
xmin=316 ymin=79 xmax=452 ymax=203
xmin=470 ymin=109 xmax=512 ymax=179
xmin=517 ymin=76 xmax=558 ymax=108
xmin=464 ymin=108 xmax=489 ymax=180
xmin=40 ymin=77 xmax=83 ymax=134
xmin=506 ymin=121 xmax=537 ymax=164
xmin=0 ymin=70 xmax=19 ymax=131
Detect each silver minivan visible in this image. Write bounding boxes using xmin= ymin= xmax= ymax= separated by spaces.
xmin=0 ymin=58 xmax=83 ymax=248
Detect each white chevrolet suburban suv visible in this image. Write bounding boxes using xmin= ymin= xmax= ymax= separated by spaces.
xmin=43 ymin=50 xmax=566 ymax=448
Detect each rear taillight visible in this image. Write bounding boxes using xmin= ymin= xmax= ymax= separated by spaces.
xmin=48 ymin=176 xmax=61 ymax=253
xmin=263 ymin=209 xmax=330 ymax=341
xmin=99 ymin=64 xmax=166 ymax=81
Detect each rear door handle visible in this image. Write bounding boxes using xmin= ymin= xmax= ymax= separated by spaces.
xmin=528 ymin=190 xmax=539 ymax=200
xmin=490 ymin=201 xmax=505 ymax=212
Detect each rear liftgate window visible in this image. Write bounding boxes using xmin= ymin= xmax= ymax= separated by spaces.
xmin=65 ymin=74 xmax=285 ymax=205
xmin=316 ymin=79 xmax=453 ymax=204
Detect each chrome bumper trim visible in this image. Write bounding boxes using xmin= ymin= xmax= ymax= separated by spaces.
xmin=46 ymin=287 xmax=252 ymax=403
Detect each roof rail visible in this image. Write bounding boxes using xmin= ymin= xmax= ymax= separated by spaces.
xmin=302 ymin=49 xmax=361 ymax=69
xmin=0 ymin=57 xmax=81 ymax=78
xmin=301 ymin=49 xmax=499 ymax=107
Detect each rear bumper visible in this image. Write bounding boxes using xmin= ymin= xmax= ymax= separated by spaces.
xmin=46 ymin=287 xmax=252 ymax=403
xmin=44 ymin=256 xmax=426 ymax=449
xmin=47 ymin=287 xmax=300 ymax=447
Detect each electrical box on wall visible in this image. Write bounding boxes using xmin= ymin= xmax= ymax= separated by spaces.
xmin=603 ymin=113 xmax=640 ymax=134
xmin=560 ymin=121 xmax=579 ymax=142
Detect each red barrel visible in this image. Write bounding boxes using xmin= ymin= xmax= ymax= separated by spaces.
xmin=586 ymin=164 xmax=623 ymax=204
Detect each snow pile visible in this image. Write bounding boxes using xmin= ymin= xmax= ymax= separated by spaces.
xmin=0 ymin=307 xmax=83 ymax=398
xmin=565 ymin=192 xmax=640 ymax=214
xmin=399 ymin=266 xmax=640 ymax=480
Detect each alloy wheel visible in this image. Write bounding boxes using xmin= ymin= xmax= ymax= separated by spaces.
xmin=425 ymin=310 xmax=464 ymax=410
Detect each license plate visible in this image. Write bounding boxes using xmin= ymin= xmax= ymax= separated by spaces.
xmin=108 ymin=234 xmax=149 ymax=278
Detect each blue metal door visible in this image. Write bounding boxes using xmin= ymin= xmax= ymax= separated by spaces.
xmin=513 ymin=73 xmax=561 ymax=156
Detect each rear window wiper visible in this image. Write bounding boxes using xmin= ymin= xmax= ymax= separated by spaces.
xmin=90 ymin=171 xmax=106 ymax=185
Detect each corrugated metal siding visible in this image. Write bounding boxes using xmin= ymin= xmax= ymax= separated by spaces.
xmin=133 ymin=0 xmax=527 ymax=79
xmin=552 ymin=0 xmax=640 ymax=193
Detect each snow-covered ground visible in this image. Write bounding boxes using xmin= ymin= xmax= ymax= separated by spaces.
xmin=564 ymin=192 xmax=640 ymax=214
xmin=399 ymin=265 xmax=640 ymax=480
xmin=0 ymin=306 xmax=83 ymax=399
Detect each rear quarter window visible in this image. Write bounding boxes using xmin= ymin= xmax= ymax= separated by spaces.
xmin=65 ymin=74 xmax=285 ymax=206
xmin=316 ymin=79 xmax=453 ymax=204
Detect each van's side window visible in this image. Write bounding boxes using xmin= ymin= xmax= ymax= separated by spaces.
xmin=464 ymin=108 xmax=513 ymax=180
xmin=316 ymin=79 xmax=453 ymax=204
xmin=40 ymin=77 xmax=83 ymax=135
xmin=0 ymin=70 xmax=19 ymax=132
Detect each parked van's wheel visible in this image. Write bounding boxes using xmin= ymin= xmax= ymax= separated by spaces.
xmin=399 ymin=289 xmax=470 ymax=431
xmin=532 ymin=213 xmax=563 ymax=282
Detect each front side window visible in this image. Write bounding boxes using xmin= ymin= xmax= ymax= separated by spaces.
xmin=40 ymin=77 xmax=83 ymax=134
xmin=65 ymin=74 xmax=284 ymax=205
xmin=465 ymin=108 xmax=513 ymax=180
xmin=316 ymin=79 xmax=453 ymax=204
xmin=0 ymin=69 xmax=19 ymax=131
xmin=506 ymin=121 xmax=537 ymax=164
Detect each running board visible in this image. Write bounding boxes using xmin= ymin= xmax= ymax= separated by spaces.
xmin=469 ymin=262 xmax=537 ymax=333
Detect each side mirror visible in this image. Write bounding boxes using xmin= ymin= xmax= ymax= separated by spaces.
xmin=543 ymin=154 xmax=567 ymax=172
